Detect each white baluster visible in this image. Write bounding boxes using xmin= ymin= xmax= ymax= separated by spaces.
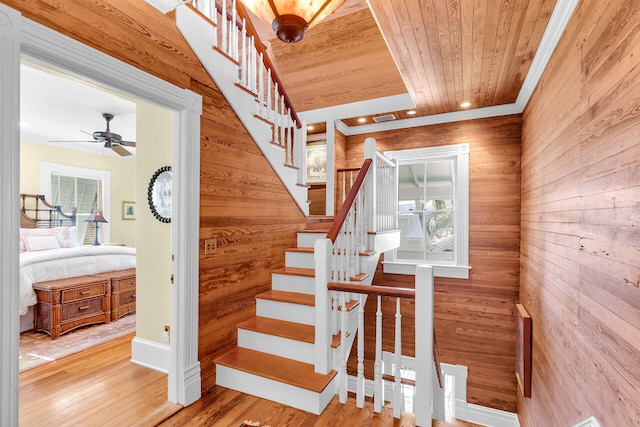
xmin=339 ymin=292 xmax=348 ymax=403
xmin=331 ymin=292 xmax=338 ymax=335
xmin=273 ymin=82 xmax=279 ymax=140
xmin=356 ymin=294 xmax=365 ymax=408
xmin=280 ymin=94 xmax=286 ymax=145
xmin=211 ymin=0 xmax=218 ymax=48
xmin=221 ymin=0 xmax=227 ymax=54
xmin=266 ymin=69 xmax=272 ymax=121
xmin=393 ymin=297 xmax=402 ymax=419
xmin=240 ymin=18 xmax=246 ymax=85
xmin=250 ymin=39 xmax=256 ymax=93
xmin=231 ymin=0 xmax=237 ymax=61
xmin=257 ymin=52 xmax=264 ymax=116
xmin=374 ymin=295 xmax=383 ymax=412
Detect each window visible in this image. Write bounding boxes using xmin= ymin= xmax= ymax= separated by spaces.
xmin=40 ymin=162 xmax=111 ymax=244
xmin=384 ymin=143 xmax=470 ymax=278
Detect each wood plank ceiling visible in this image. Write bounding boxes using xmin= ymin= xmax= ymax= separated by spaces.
xmin=242 ymin=0 xmax=557 ymax=128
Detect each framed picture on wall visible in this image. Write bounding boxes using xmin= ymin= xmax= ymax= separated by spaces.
xmin=122 ymin=201 xmax=136 ymax=220
xmin=307 ymin=142 xmax=327 ymax=184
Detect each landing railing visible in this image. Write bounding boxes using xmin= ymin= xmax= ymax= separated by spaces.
xmin=328 ymin=266 xmax=445 ymax=425
xmin=186 ymin=0 xmax=306 ymax=183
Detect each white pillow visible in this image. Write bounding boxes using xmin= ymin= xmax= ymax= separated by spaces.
xmin=24 ymin=236 xmax=60 ymax=252
xmin=67 ymin=226 xmax=80 ymax=247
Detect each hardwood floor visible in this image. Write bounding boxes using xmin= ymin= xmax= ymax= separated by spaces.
xmin=19 ymin=334 xmax=479 ymax=427
xmin=19 ymin=333 xmax=181 ymax=427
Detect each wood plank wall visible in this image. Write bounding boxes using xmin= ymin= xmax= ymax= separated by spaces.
xmin=518 ymin=0 xmax=640 ymax=425
xmin=4 ymin=0 xmax=307 ymax=393
xmin=345 ymin=115 xmax=522 ymax=412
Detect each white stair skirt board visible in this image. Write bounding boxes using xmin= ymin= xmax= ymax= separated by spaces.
xmin=175 ymin=5 xmax=309 ymax=215
xmin=237 ymin=329 xmax=314 ymax=364
xmin=256 ymin=298 xmax=316 ymax=325
xmin=271 ymin=273 xmax=315 ymax=294
xmin=216 ymin=365 xmax=337 ymax=415
xmin=131 ymin=337 xmax=171 ymax=374
xmin=297 ymin=231 xmax=328 ymax=248
xmin=285 ymin=251 xmax=315 ymax=269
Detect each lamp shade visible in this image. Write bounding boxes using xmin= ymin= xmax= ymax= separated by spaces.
xmin=85 ymin=211 xmax=108 ymax=223
xmin=240 ymin=0 xmax=346 ymax=43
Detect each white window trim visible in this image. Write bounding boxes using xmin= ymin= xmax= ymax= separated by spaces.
xmin=383 ymin=143 xmax=470 ymax=279
xmin=40 ymin=162 xmax=112 ymax=243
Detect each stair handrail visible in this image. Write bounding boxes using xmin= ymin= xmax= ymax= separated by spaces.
xmin=326 ymin=159 xmax=372 ymax=243
xmin=189 ymin=0 xmax=301 ymax=128
xmin=233 ymin=2 xmax=301 ymax=128
xmin=327 ymin=265 xmax=444 ymax=425
xmin=185 ymin=0 xmax=306 ymax=184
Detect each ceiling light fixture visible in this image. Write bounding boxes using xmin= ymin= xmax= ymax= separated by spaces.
xmin=407 ymin=110 xmax=416 ymax=115
xmin=307 ymin=125 xmax=314 ymax=131
xmin=357 ymin=117 xmax=367 ymax=123
xmin=460 ymin=102 xmax=471 ymax=108
xmin=239 ymin=0 xmax=346 ymax=43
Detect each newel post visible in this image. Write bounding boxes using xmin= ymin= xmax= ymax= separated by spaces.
xmin=364 ymin=137 xmax=377 ymax=233
xmin=414 ymin=264 xmax=434 ymax=426
xmin=314 ymin=238 xmax=332 ymax=374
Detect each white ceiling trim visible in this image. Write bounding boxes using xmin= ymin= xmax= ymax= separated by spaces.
xmin=305 ymin=0 xmax=579 ymax=135
xmin=299 ymin=93 xmax=415 ymax=124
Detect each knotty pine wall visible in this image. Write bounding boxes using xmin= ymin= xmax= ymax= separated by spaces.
xmin=345 ymin=115 xmax=522 ymax=413
xmin=3 ymin=0 xmax=306 ymax=392
xmin=518 ymin=0 xmax=640 ymax=425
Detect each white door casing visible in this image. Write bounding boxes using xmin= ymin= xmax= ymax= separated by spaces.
xmin=0 ymin=4 xmax=202 ymax=426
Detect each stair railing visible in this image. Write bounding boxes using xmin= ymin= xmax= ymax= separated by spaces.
xmin=327 ymin=266 xmax=445 ymax=425
xmin=186 ymin=0 xmax=306 ymax=184
xmin=313 ymin=138 xmax=398 ymax=377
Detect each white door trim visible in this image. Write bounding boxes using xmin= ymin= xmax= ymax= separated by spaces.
xmin=0 ymin=5 xmax=202 ymax=425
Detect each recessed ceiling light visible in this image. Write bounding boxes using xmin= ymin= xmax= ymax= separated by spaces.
xmin=460 ymin=102 xmax=471 ymax=108
xmin=407 ymin=110 xmax=417 ymax=115
xmin=357 ymin=118 xmax=366 ymax=123
xmin=307 ymin=125 xmax=314 ymax=131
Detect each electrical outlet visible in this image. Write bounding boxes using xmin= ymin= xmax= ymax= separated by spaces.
xmin=161 ymin=325 xmax=170 ymax=343
xmin=204 ymin=239 xmax=216 ymax=255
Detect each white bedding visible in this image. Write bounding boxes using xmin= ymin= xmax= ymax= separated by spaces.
xmin=19 ymin=246 xmax=136 ymax=316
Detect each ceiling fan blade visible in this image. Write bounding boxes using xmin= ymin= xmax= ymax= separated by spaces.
xmin=120 ymin=140 xmax=136 ymax=147
xmin=111 ymin=144 xmax=133 ymax=157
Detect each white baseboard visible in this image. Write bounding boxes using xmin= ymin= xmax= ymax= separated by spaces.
xmin=131 ymin=337 xmax=170 ymax=373
xmin=458 ymin=401 xmax=520 ymax=427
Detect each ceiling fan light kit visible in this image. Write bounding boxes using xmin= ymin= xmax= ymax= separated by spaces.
xmin=240 ymin=0 xmax=346 ymax=43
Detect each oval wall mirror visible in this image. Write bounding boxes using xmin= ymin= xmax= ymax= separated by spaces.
xmin=147 ymin=166 xmax=172 ymax=223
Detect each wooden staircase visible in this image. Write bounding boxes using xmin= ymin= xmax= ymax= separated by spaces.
xmin=215 ymin=221 xmax=360 ymax=414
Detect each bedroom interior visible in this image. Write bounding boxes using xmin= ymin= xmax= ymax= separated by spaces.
xmin=1 ymin=0 xmax=639 ymax=426
xmin=17 ymin=62 xmax=173 ymax=371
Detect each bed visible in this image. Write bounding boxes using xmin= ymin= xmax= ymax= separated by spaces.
xmin=19 ymin=194 xmax=136 ymax=336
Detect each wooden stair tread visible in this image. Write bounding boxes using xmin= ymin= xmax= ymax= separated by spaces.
xmin=215 ymin=347 xmax=337 ymax=393
xmin=271 ymin=266 xmax=315 ymax=277
xmin=237 ymin=316 xmax=314 ymax=343
xmin=298 ymin=229 xmax=329 ymax=234
xmin=256 ymin=290 xmax=315 ymax=306
xmin=286 ymin=246 xmax=314 ymax=253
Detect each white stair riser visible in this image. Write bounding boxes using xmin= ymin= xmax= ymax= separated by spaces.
xmin=271 ymin=273 xmax=315 ymax=295
xmin=297 ymin=232 xmax=327 ymax=248
xmin=237 ymin=329 xmax=314 ymax=364
xmin=216 ymin=365 xmax=337 ymax=415
xmin=285 ymin=251 xmax=315 ymax=269
xmin=256 ymin=299 xmax=315 ymax=325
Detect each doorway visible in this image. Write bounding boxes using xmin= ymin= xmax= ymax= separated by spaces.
xmin=0 ymin=5 xmax=202 ymax=424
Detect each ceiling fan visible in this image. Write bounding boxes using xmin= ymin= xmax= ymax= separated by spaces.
xmin=52 ymin=112 xmax=136 ymax=157
xmin=90 ymin=113 xmax=136 ymax=156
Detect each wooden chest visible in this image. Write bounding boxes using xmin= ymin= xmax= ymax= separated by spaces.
xmin=33 ymin=274 xmax=111 ymax=339
xmin=109 ymin=268 xmax=136 ymax=321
